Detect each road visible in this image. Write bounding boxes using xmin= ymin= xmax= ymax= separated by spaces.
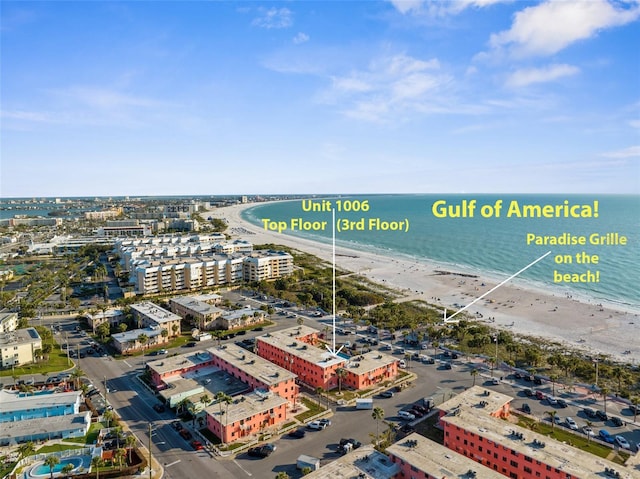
xmin=27 ymin=310 xmax=639 ymax=479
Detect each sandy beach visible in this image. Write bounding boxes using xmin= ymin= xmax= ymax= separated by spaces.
xmin=209 ymin=202 xmax=640 ymax=364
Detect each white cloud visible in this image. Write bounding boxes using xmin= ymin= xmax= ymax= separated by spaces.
xmin=629 ymin=119 xmax=640 ymax=129
xmin=252 ymin=7 xmax=293 ymax=29
xmin=490 ymin=0 xmax=640 ymax=57
xmin=600 ymin=145 xmax=640 ymax=158
xmin=506 ymin=63 xmax=580 ymax=87
xmin=388 ymin=0 xmax=508 ymax=16
xmin=388 ymin=0 xmax=425 ymax=14
xmin=293 ymin=32 xmax=309 ymax=44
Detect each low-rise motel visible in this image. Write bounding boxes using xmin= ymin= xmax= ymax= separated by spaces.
xmin=254 ymin=325 xmax=399 ymax=391
xmin=436 ymin=386 xmax=638 ymax=479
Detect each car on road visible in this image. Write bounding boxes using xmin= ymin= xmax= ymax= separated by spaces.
xmin=615 ymin=435 xmax=631 ymax=449
xmin=610 ymin=416 xmax=624 ymax=427
xmin=307 ymin=420 xmax=327 ymax=430
xmin=398 ymin=410 xmax=416 ymax=421
xmin=247 ymin=444 xmax=276 ymax=458
xmin=318 ymin=418 xmax=331 ymax=427
xmin=599 ymin=429 xmax=615 ymax=444
xmin=153 ymin=404 xmax=165 ymax=413
xmin=380 ymin=390 xmax=394 ymax=398
xmin=191 ymin=440 xmax=204 ymax=451
xmin=565 ymin=417 xmax=578 ymax=430
xmin=288 ymin=428 xmax=306 ymax=439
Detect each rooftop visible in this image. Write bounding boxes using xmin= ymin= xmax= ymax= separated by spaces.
xmin=342 ymin=350 xmax=397 ymax=375
xmin=130 ymin=302 xmax=181 ymax=324
xmin=386 ymin=433 xmax=505 ymax=479
xmin=111 ymin=326 xmax=164 ymax=343
xmin=0 ymin=327 xmax=41 ymax=347
xmin=441 ymin=392 xmax=635 ymax=478
xmin=438 ymin=385 xmax=512 ymax=415
xmin=0 ymin=411 xmax=91 ymax=441
xmin=0 ymin=389 xmax=81 ymax=413
xmin=148 ymin=350 xmax=215 ymax=376
xmin=169 ymin=296 xmax=223 ymax=316
xmin=208 ymin=345 xmax=296 ymax=386
xmin=256 ymin=326 xmax=345 ymax=369
xmin=304 ymin=445 xmax=399 ymax=479
xmin=206 ymin=390 xmax=288 ymax=426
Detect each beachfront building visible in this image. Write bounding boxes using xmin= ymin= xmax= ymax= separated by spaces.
xmin=386 ymin=432 xmax=505 ymax=479
xmin=0 ymin=328 xmax=42 ymax=368
xmin=205 ymin=390 xmax=288 ymax=444
xmin=255 ymin=326 xmax=398 ymax=391
xmin=0 ymin=389 xmax=90 ymax=445
xmin=84 ymin=208 xmax=123 ymax=220
xmin=97 ymin=224 xmax=152 ymax=237
xmin=437 ymin=386 xmax=637 ymax=479
xmin=218 ymin=308 xmax=266 ymax=331
xmin=0 ymin=312 xmax=19 ymax=334
xmin=130 ymin=302 xmax=181 ymax=338
xmin=242 ymin=251 xmax=295 ymax=282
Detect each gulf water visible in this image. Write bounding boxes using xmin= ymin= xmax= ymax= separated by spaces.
xmin=242 ymin=194 xmax=639 ymax=310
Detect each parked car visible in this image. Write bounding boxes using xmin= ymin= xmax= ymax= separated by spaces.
xmin=615 ymin=435 xmax=631 ymax=449
xmin=380 ymin=390 xmax=394 ymax=398
xmin=190 ymin=440 xmax=204 ymax=450
xmin=547 ymin=396 xmax=558 ymax=405
xmin=599 ymin=429 xmax=615 ymax=444
xmin=307 ymin=420 xmax=327 ymax=430
xmin=552 ymin=415 xmax=562 ymax=425
xmin=556 ymin=398 xmax=568 ymax=408
xmin=583 ymin=407 xmax=597 ymax=418
xmin=490 ymin=377 xmax=500 ymax=385
xmin=596 ymin=410 xmax=608 ymax=421
xmin=412 ymin=404 xmax=427 ymax=414
xmin=247 ymin=444 xmax=276 ymax=458
xmin=443 ymin=363 xmax=452 ymax=370
xmin=153 ymin=404 xmax=165 ymax=413
xmin=535 ymin=391 xmax=546 ymax=400
xmin=398 ymin=410 xmax=416 ymax=421
xmin=318 ymin=418 xmax=331 ymax=427
xmin=172 ymin=421 xmax=183 ymax=431
xmin=610 ymin=416 xmax=624 ymax=427
xmin=398 ymin=360 xmax=407 ymax=368
xmin=288 ymin=428 xmax=306 ymax=439
xmin=533 ymin=376 xmax=543 ymax=385
xmin=521 ymin=403 xmax=531 ymax=414
xmin=179 ymin=429 xmax=193 ymax=440
xmin=409 ymin=408 xmax=424 ymax=418
xmin=565 ymin=417 xmax=578 ymax=430
xmin=514 ymin=372 xmax=523 ymax=379
xmin=582 ymin=426 xmax=595 ymax=437
xmin=524 ymin=388 xmax=534 ymax=397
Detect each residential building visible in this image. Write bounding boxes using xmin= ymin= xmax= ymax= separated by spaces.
xmin=0 ymin=312 xmax=19 ymax=334
xmin=0 ymin=328 xmax=42 ymax=367
xmin=437 ymin=386 xmax=636 ymax=479
xmin=97 ymin=225 xmax=152 ymax=237
xmin=84 ymin=308 xmax=125 ymax=332
xmin=169 ymin=296 xmax=224 ymax=330
xmin=110 ymin=326 xmax=167 ymax=354
xmin=242 ymin=250 xmax=294 ymax=282
xmin=255 ymin=326 xmax=398 ymax=391
xmin=84 ymin=208 xmax=123 ymax=220
xmin=130 ymin=302 xmax=181 ymax=337
xmin=204 ymin=390 xmax=288 ymax=444
xmin=303 ymin=445 xmax=398 ymax=479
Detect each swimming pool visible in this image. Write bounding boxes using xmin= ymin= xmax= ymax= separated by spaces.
xmin=29 ymin=456 xmax=88 ymax=478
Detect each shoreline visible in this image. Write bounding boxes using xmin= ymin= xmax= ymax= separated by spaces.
xmin=210 ymin=201 xmax=640 ymax=364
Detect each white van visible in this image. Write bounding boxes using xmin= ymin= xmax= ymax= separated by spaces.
xmin=399 ymin=360 xmax=407 ymax=368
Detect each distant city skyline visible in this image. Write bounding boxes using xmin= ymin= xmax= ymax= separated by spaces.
xmin=1 ymin=1 xmax=639 ymax=197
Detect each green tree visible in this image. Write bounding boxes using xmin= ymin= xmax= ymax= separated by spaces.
xmin=600 ymin=387 xmax=610 ymax=414
xmin=275 ymin=473 xmax=290 ymax=479
xmin=103 ymin=409 xmax=115 ymax=428
xmin=91 ymin=456 xmax=104 ymax=479
xmin=372 ymin=407 xmax=385 ymax=444
xmin=114 ymin=448 xmax=126 ymax=469
xmin=632 ymin=397 xmax=639 ymax=423
xmin=335 ymin=368 xmax=347 ymax=393
xmin=315 ymin=386 xmax=324 ymax=407
xmin=545 ymin=410 xmax=557 ymax=430
xmin=470 ymin=369 xmax=479 ymax=387
xmin=61 ymin=462 xmax=74 ymax=476
xmin=137 ymin=333 xmax=149 ymax=351
xmin=44 ymin=455 xmax=60 ymax=479
xmin=17 ymin=441 xmax=35 ymax=460
xmin=118 ymin=322 xmax=128 ymax=333
xmin=125 ymin=433 xmax=137 ymax=463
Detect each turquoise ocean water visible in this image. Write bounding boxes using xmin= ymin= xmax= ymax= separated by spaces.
xmin=242 ymin=194 xmax=639 ymax=311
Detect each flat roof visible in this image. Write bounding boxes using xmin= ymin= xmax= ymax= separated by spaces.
xmin=304 ymin=445 xmax=399 ymax=479
xmin=148 ymin=350 xmax=214 ymax=376
xmin=130 ymin=302 xmax=181 ymax=323
xmin=206 ymin=390 xmax=288 ymax=426
xmin=0 ymin=389 xmax=81 ymax=413
xmin=1 ymin=411 xmax=91 ymax=441
xmin=221 ymin=307 xmax=262 ymax=320
xmin=0 ymin=327 xmax=41 ymax=347
xmin=438 ymin=385 xmax=512 ymax=414
xmin=256 ymin=326 xmax=345 ymax=369
xmin=169 ymin=296 xmax=223 ymax=316
xmin=343 ymin=350 xmax=397 ymax=375
xmin=386 ymin=433 xmax=505 ymax=479
xmin=442 ymin=403 xmax=634 ymax=477
xmin=207 ymin=345 xmax=296 ymax=386
xmin=111 ymin=326 xmax=164 ymax=343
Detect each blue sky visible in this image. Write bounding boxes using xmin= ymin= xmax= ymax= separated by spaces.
xmin=1 ymin=0 xmax=639 ymax=197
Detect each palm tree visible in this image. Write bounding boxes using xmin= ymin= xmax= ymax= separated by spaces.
xmin=372 ymin=407 xmax=385 ymax=444
xmin=585 ymin=420 xmax=594 ymax=443
xmin=61 ymin=462 xmax=74 ymax=476
xmin=44 ymin=455 xmax=60 ymax=479
xmin=114 ymin=448 xmax=126 ymax=469
xmin=91 ymin=456 xmax=104 ymax=479
xmin=125 ymin=433 xmax=137 ymax=463
xmin=275 ymin=472 xmax=290 ymax=479
xmin=549 ymin=374 xmax=558 ymax=397
xmin=137 ymin=333 xmax=149 ymax=351
xmin=335 ymin=368 xmax=347 ymax=393
xmin=545 ymin=410 xmax=557 ymax=430
xmin=315 ymin=387 xmax=324 ymax=407
xmin=17 ymin=441 xmax=36 ymax=460
xmin=200 ymin=394 xmax=211 ymax=408
xmin=71 ymin=368 xmax=84 ymax=391
xmin=470 ymin=369 xmax=479 ymax=387
xmin=103 ymin=409 xmax=115 ymax=428
xmin=632 ymin=396 xmax=639 ymax=423
xmin=600 ymin=386 xmax=610 ymax=414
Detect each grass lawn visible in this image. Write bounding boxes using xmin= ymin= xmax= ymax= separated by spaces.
xmin=295 ymin=397 xmax=325 ymax=422
xmin=36 ymin=444 xmax=84 ymax=454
